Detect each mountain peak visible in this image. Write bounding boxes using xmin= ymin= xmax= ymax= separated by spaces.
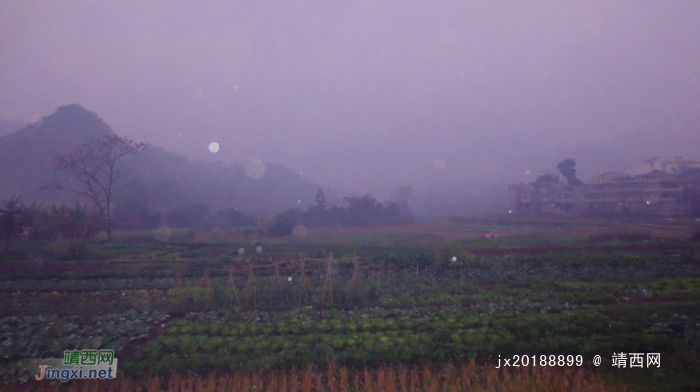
xmin=1 ymin=104 xmax=318 ymax=218
xmin=0 ymin=104 xmax=117 ymax=202
xmin=34 ymin=104 xmax=113 ymax=139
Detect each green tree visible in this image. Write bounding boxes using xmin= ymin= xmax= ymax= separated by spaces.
xmin=0 ymin=195 xmax=30 ymax=251
xmin=48 ymin=135 xmax=146 ymax=241
xmin=215 ymin=208 xmax=257 ymax=228
xmin=315 ymin=187 xmax=327 ymax=210
xmin=535 ymin=173 xmax=560 ymax=185
xmin=46 ymin=203 xmax=104 ymax=240
xmin=268 ymin=209 xmax=302 ymax=236
xmin=165 ymin=204 xmax=210 ymax=228
xmin=342 ymin=194 xmax=400 ymax=225
xmin=556 ymin=158 xmax=583 ymax=186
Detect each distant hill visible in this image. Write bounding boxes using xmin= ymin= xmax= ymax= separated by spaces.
xmin=0 ymin=120 xmax=24 ymax=137
xmin=0 ymin=104 xmax=318 ymax=228
xmin=114 ymin=145 xmax=319 ymax=228
xmin=0 ymin=104 xmax=113 ymax=204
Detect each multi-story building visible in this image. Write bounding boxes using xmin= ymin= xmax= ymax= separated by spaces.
xmin=508 ymin=181 xmax=584 ymax=216
xmin=624 ymin=156 xmax=700 ymax=177
xmin=508 ymin=158 xmax=700 ymax=217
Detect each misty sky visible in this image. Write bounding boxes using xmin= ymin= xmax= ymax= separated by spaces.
xmin=2 ymin=0 xmax=700 ymax=213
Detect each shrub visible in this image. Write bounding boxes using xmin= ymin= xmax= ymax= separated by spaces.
xmin=166 ymin=204 xmax=211 ymax=229
xmin=213 ymin=208 xmax=257 ymax=228
xmin=29 ymin=203 xmax=104 ymax=241
xmin=268 ymin=209 xmax=302 ymax=236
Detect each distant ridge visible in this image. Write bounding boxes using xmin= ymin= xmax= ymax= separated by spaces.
xmin=0 ymin=104 xmax=318 ymax=225
xmin=0 ymin=120 xmax=24 ymax=137
xmin=0 ymin=104 xmax=115 ymax=203
xmin=27 ymin=104 xmax=113 ymax=140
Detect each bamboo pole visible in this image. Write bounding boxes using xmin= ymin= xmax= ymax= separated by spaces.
xmin=227 ymin=267 xmax=241 ymax=306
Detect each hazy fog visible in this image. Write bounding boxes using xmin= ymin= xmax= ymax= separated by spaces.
xmin=2 ymin=0 xmax=699 ymax=214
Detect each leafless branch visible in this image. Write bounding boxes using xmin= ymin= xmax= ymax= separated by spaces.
xmin=47 ymin=135 xmax=146 ymax=241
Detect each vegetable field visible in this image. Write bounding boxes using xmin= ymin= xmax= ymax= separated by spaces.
xmin=2 ymin=220 xmax=700 ymax=391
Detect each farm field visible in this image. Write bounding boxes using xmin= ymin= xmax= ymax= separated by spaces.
xmin=2 ymin=218 xmax=700 ymax=391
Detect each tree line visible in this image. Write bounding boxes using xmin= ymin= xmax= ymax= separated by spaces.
xmin=0 ymin=196 xmax=104 ymax=249
xmin=268 ymin=187 xmax=415 ymax=236
xmin=0 ymin=188 xmax=415 ymax=247
xmin=0 ymin=195 xmax=262 ymax=248
xmin=534 ymin=158 xmax=583 ymax=187
xmin=2 ymin=133 xmax=415 ymax=246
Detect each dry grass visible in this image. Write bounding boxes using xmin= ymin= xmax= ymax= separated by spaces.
xmin=12 ymin=361 xmax=626 ymax=392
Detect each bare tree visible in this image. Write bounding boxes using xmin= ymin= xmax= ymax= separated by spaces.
xmin=48 ymin=135 xmax=145 ymax=241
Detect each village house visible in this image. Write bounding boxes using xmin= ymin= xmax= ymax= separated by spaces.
xmin=508 ymin=157 xmax=700 ymax=217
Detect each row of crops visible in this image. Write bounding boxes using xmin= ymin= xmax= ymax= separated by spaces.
xmin=129 ymin=307 xmax=690 ymax=373
xmin=4 ymin=273 xmax=696 ymax=307
xmin=0 ymin=310 xmax=170 ymax=382
xmin=163 ymin=311 xmax=616 ymax=336
xmin=3 ymin=238 xmax=700 ymax=387
xmin=2 ymin=250 xmax=698 ymax=292
xmin=2 ymin=246 xmax=695 ymax=279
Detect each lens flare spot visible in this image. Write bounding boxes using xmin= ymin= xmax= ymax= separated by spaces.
xmin=208 ymin=142 xmax=220 ymax=153
xmin=30 ymin=114 xmax=42 ymax=124
xmin=154 ymin=225 xmax=172 ymax=242
xmin=245 ymin=159 xmax=266 ymax=179
xmin=292 ymin=225 xmax=307 ymax=237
